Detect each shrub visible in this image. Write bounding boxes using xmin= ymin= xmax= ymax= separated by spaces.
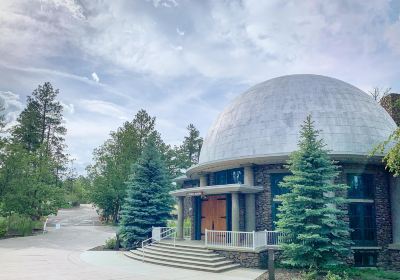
xmin=0 ymin=217 xmax=7 ymax=237
xmin=324 ymin=271 xmax=349 ymax=280
xmin=299 ymin=270 xmax=318 ymax=280
xmin=104 ymin=237 xmax=117 ymax=249
xmin=7 ymin=214 xmax=34 ymax=236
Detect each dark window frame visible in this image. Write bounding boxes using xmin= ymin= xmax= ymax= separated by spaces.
xmin=214 ymin=168 xmax=244 ymax=185
xmin=347 ymin=173 xmax=375 ymax=199
xmin=354 ymin=251 xmax=378 ymax=267
xmin=270 ymin=173 xmax=291 ymax=229
xmin=349 ymin=202 xmax=377 ymax=246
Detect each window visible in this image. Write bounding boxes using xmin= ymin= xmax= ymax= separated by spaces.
xmin=354 ymin=251 xmax=377 ymax=267
xmin=271 ymin=173 xmax=290 ymax=197
xmin=271 ymin=173 xmax=290 ymax=229
xmin=214 ymin=168 xmax=244 ymax=185
xmin=347 ymin=174 xmax=374 ymax=199
xmin=349 ymin=203 xmax=377 ymax=246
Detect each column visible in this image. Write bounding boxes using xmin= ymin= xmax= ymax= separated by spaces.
xmin=177 ymin=196 xmax=184 ymax=240
xmin=199 ymin=174 xmax=207 ymax=187
xmin=391 ymin=176 xmax=400 ymax=244
xmin=232 ymin=192 xmax=240 ymax=231
xmin=245 ymin=193 xmax=256 ymax=231
xmin=244 ymin=166 xmax=254 ymax=185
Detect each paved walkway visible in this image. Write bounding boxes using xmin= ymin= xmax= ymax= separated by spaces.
xmin=0 ymin=204 xmax=265 ymax=280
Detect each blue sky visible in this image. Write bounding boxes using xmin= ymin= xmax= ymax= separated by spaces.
xmin=0 ymin=0 xmax=400 ymax=174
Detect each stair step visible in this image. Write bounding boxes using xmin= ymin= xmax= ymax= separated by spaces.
xmin=135 ymin=248 xmax=225 ymax=262
xmin=129 ymin=250 xmax=233 ymax=267
xmin=124 ymin=252 xmax=240 ymax=273
xmin=153 ymin=242 xmax=212 ymax=253
xmin=144 ymin=246 xmax=220 ymax=257
xmin=159 ymin=241 xmax=206 ymax=249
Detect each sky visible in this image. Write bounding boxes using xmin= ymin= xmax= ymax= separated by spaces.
xmin=0 ymin=0 xmax=400 ymax=174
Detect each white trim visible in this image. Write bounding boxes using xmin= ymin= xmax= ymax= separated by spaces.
xmin=169 ymin=184 xmax=263 ymax=197
xmin=348 ymin=199 xmax=374 ymax=203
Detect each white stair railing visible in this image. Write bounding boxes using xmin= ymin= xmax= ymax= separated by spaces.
xmin=141 ymin=227 xmax=176 ymax=262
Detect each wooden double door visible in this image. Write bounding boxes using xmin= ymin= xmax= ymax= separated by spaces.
xmin=201 ymin=195 xmax=227 ymax=236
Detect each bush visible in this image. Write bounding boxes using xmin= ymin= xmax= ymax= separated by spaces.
xmin=0 ymin=217 xmax=7 ymax=237
xmin=7 ymin=214 xmax=34 ymax=236
xmin=104 ymin=237 xmax=117 ymax=249
xmin=324 ymin=271 xmax=349 ymax=280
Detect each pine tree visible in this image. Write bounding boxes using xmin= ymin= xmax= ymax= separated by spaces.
xmin=119 ymin=134 xmax=174 ymax=249
xmin=276 ymin=115 xmax=351 ymax=269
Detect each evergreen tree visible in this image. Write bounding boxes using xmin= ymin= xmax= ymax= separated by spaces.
xmin=119 ymin=134 xmax=173 ymax=249
xmin=276 ymin=115 xmax=351 ymax=269
xmin=11 ymin=82 xmax=67 ymax=180
xmin=172 ymin=124 xmax=203 ymax=175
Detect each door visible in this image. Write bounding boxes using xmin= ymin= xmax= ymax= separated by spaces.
xmin=201 ymin=195 xmax=226 ymax=237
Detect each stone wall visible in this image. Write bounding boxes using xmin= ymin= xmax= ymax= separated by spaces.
xmin=254 ymin=164 xmax=287 ymax=231
xmin=253 ymin=162 xmax=395 ymax=269
xmin=214 ymin=249 xmax=268 ymax=268
xmin=388 ymin=249 xmax=400 ymax=270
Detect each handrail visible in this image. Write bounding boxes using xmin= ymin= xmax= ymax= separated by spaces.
xmin=141 ymin=227 xmax=176 ymax=262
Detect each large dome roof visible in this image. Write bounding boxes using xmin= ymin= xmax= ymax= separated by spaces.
xmin=194 ymin=74 xmax=396 ymax=172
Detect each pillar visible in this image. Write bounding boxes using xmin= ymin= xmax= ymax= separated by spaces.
xmin=232 ymin=192 xmax=240 ymax=231
xmin=391 ymin=176 xmax=400 ymax=244
xmin=199 ymin=174 xmax=207 ymax=187
xmin=177 ymin=196 xmax=184 ymax=240
xmin=244 ymin=166 xmax=254 ymax=185
xmin=245 ymin=193 xmax=256 ymax=231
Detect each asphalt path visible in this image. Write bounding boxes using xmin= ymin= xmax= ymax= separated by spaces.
xmin=0 ymin=204 xmax=263 ymax=280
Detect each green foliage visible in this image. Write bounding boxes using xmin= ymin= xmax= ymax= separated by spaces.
xmin=0 ymin=82 xmax=67 ymax=221
xmin=0 ymin=217 xmax=7 ymax=237
xmin=63 ymin=175 xmax=90 ymax=207
xmin=373 ymin=128 xmax=400 ymax=176
xmin=324 ymin=271 xmax=349 ymax=280
xmin=7 ymin=214 xmax=35 ymax=236
xmin=0 ymin=144 xmax=64 ymax=219
xmin=104 ymin=237 xmax=117 ymax=249
xmin=276 ymin=115 xmax=352 ymax=269
xmin=303 ymin=270 xmax=318 ymax=280
xmin=87 ymin=109 xmax=182 ymax=223
xmin=173 ymin=124 xmax=203 ymax=173
xmin=119 ymin=135 xmax=174 ymax=249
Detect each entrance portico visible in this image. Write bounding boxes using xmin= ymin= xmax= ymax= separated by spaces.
xmin=170 ymin=183 xmax=263 ymax=240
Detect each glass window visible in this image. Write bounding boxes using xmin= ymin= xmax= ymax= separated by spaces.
xmin=215 ymin=171 xmax=227 ymax=185
xmin=214 ymin=168 xmax=244 ymax=185
xmin=271 ymin=173 xmax=290 ymax=197
xmin=349 ymin=203 xmax=377 ymax=246
xmin=271 ymin=173 xmax=290 ymax=229
xmin=354 ymin=251 xmax=377 ymax=267
xmin=347 ymin=174 xmax=374 ymax=199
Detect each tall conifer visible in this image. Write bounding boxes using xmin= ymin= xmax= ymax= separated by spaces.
xmin=276 ymin=115 xmax=351 ymax=269
xmin=119 ymin=134 xmax=173 ymax=249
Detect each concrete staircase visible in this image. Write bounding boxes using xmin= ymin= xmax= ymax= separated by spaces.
xmin=124 ymin=242 xmax=240 ymax=272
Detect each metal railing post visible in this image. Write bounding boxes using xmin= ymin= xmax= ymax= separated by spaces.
xmin=205 ymin=229 xmax=208 ymax=247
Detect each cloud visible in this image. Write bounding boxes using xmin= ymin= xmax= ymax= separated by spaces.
xmin=0 ymin=91 xmax=24 ymax=128
xmin=61 ymin=102 xmax=75 ymax=114
xmin=91 ymin=72 xmax=100 ymax=83
xmin=176 ymin=27 xmax=185 ymax=36
xmin=79 ymin=99 xmax=129 ymax=120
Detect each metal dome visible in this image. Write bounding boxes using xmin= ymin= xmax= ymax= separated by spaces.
xmin=193 ymin=74 xmax=396 ymax=173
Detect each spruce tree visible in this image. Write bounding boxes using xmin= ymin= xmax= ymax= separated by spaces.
xmin=276 ymin=115 xmax=351 ymax=269
xmin=119 ymin=134 xmax=174 ymax=249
